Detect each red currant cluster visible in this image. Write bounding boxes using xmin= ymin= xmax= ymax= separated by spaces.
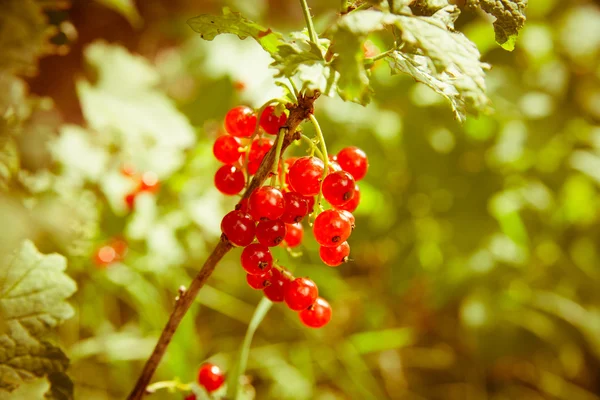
xmin=120 ymin=163 xmax=161 ymax=210
xmin=184 ymin=363 xmax=225 ymax=399
xmin=215 ymin=105 xmax=368 ymax=329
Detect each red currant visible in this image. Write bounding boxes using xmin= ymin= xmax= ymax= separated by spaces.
xmin=338 ymin=210 xmax=355 ymax=228
xmin=313 ymin=209 xmax=352 ymax=247
xmin=284 ymin=157 xmax=298 ymax=189
xmin=224 ymin=105 xmax=256 ymax=138
xmin=184 ymin=394 xmax=196 ymax=400
xmin=299 ymin=297 xmax=332 ymax=328
xmin=322 ymin=171 xmax=356 ymax=206
xmin=124 ymin=192 xmax=136 ymax=210
xmin=259 ymin=105 xmax=287 ymax=135
xmin=336 ymin=184 xmax=360 ymax=212
xmin=110 ymin=239 xmax=128 ymax=260
xmin=197 ymin=363 xmax=225 ymax=393
xmin=246 ymin=271 xmax=272 ymax=290
xmin=288 ymin=157 xmax=324 ymax=196
xmin=94 ymin=245 xmax=117 ymax=266
xmin=241 ymin=243 xmax=273 ymax=275
xmin=214 ymin=165 xmax=245 ymax=195
xmin=319 ymin=241 xmax=350 ymax=267
xmin=304 ymin=196 xmax=315 ymax=214
xmin=213 ymin=135 xmax=242 ymax=164
xmin=256 ymin=219 xmax=287 ymax=247
xmin=336 ymin=146 xmax=368 ymax=181
xmin=221 ymin=211 xmax=256 ymax=247
xmin=280 ymin=192 xmax=309 ymax=224
xmin=248 ymin=186 xmax=285 ymax=221
xmin=284 ymin=277 xmax=318 ymax=311
xmin=140 ymin=171 xmax=160 ymax=193
xmin=247 ymin=138 xmax=273 ymax=175
xmin=236 ymin=197 xmax=249 ymax=213
xmin=283 ymin=222 xmax=303 ymax=248
xmin=263 ymin=268 xmax=291 ymax=302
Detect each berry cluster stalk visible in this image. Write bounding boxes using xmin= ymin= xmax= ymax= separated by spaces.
xmin=127 ymin=93 xmax=319 ymax=400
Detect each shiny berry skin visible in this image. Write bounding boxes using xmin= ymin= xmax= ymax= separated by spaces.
xmin=213 ymin=135 xmax=242 ymax=164
xmin=288 ymin=157 xmax=324 ymax=196
xmin=263 ymin=269 xmax=291 ymax=302
xmin=224 ymin=106 xmax=257 ymax=138
xmin=256 ymin=219 xmax=287 ymax=247
xmin=246 ymin=271 xmax=272 ymax=290
xmin=283 ymin=222 xmax=303 ymax=248
xmin=221 ymin=211 xmax=256 ymax=247
xmin=328 ymin=160 xmax=342 ymax=173
xmin=319 ymin=241 xmax=350 ymax=267
xmin=241 ymin=243 xmax=273 ymax=275
xmin=140 ymin=171 xmax=160 ymax=193
xmin=284 ymin=157 xmax=298 ymax=188
xmin=304 ymin=196 xmax=315 ymax=214
xmin=248 ymin=186 xmax=285 ymax=221
xmin=214 ymin=165 xmax=245 ymax=195
xmin=284 ymin=277 xmax=319 ymax=311
xmin=124 ymin=192 xmax=136 ymax=210
xmin=247 ymin=138 xmax=273 ymax=175
xmin=260 ymin=105 xmax=287 ymax=135
xmin=313 ymin=209 xmax=353 ymax=247
xmin=337 ymin=147 xmax=368 ymax=181
xmin=236 ymin=197 xmax=249 ymax=213
xmin=299 ymin=297 xmax=332 ymax=328
xmin=281 ymin=192 xmax=309 ymax=224
xmin=94 ymin=245 xmax=117 ymax=266
xmin=322 ymin=171 xmax=356 ymax=206
xmin=339 ymin=210 xmax=355 ymax=228
xmin=197 ymin=363 xmax=225 ymax=393
xmin=336 ymin=184 xmax=360 ymax=213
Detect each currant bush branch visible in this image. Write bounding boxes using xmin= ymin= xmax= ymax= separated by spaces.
xmin=127 ymin=92 xmax=320 ymax=400
xmin=300 ymin=0 xmax=319 ymax=44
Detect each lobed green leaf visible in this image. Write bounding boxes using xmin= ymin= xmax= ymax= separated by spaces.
xmin=469 ymin=0 xmax=528 ymax=51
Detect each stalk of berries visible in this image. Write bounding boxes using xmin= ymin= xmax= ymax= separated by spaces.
xmin=215 ymin=103 xmax=368 ymax=329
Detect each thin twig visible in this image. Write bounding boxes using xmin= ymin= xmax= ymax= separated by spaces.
xmin=127 ymin=92 xmax=319 ymax=400
xmin=300 ymin=0 xmax=319 ymax=44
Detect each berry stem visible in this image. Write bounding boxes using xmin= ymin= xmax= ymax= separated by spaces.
xmin=300 ymin=0 xmax=319 ymax=45
xmin=309 ymin=114 xmax=328 ymax=211
xmin=145 ymin=379 xmax=191 ymax=394
xmin=127 ymin=92 xmax=319 ymax=400
xmin=270 ymin=127 xmax=286 ymax=186
xmin=227 ymin=297 xmax=272 ymax=400
xmin=300 ymin=133 xmax=325 ymax=159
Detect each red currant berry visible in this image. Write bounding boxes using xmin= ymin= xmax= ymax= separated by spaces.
xmin=241 ymin=243 xmax=273 ymax=275
xmin=339 ymin=210 xmax=355 ymax=228
xmin=256 ymin=219 xmax=287 ymax=247
xmin=236 ymin=197 xmax=249 ymax=213
xmin=299 ymin=297 xmax=332 ymax=328
xmin=319 ymin=241 xmax=350 ymax=267
xmin=304 ymin=196 xmax=315 ymax=214
xmin=280 ymin=192 xmax=309 ymax=224
xmin=284 ymin=157 xmax=298 ymax=189
xmin=284 ymin=277 xmax=318 ymax=311
xmin=224 ymin=106 xmax=256 ymax=138
xmin=336 ymin=146 xmax=368 ymax=181
xmin=259 ymin=105 xmax=287 ymax=135
xmin=140 ymin=171 xmax=160 ymax=193
xmin=263 ymin=268 xmax=291 ymax=302
xmin=336 ymin=184 xmax=360 ymax=212
xmin=322 ymin=171 xmax=356 ymax=206
xmin=94 ymin=245 xmax=117 ymax=266
xmin=214 ymin=165 xmax=245 ymax=195
xmin=124 ymin=192 xmax=137 ymax=210
xmin=249 ymin=138 xmax=273 ymax=162
xmin=197 ymin=363 xmax=225 ymax=393
xmin=328 ymin=160 xmax=342 ymax=173
xmin=283 ymin=222 xmax=303 ymax=248
xmin=184 ymin=394 xmax=196 ymax=400
xmin=248 ymin=186 xmax=285 ymax=221
xmin=246 ymin=271 xmax=272 ymax=290
xmin=288 ymin=157 xmax=324 ymax=196
xmin=110 ymin=238 xmax=128 ymax=260
xmin=313 ymin=209 xmax=352 ymax=247
xmin=213 ymin=135 xmax=242 ymax=164
xmin=221 ymin=211 xmax=256 ymax=247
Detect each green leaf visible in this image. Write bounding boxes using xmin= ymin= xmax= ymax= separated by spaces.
xmin=470 ymin=0 xmax=528 ymax=51
xmin=0 ymin=240 xmax=76 ymax=398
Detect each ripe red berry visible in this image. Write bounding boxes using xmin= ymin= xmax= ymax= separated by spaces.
xmin=299 ymin=297 xmax=332 ymax=328
xmin=124 ymin=192 xmax=137 ymax=210
xmin=246 ymin=271 xmax=272 ymax=290
xmin=313 ymin=209 xmax=353 ymax=247
xmin=288 ymin=157 xmax=324 ymax=196
xmin=184 ymin=394 xmax=196 ymax=400
xmin=284 ymin=277 xmax=319 ymax=311
xmin=248 ymin=186 xmax=285 ymax=221
xmin=140 ymin=171 xmax=160 ymax=193
xmin=280 ymin=192 xmax=309 ymax=224
xmin=319 ymin=241 xmax=350 ymax=267
xmin=236 ymin=197 xmax=249 ymax=213
xmin=304 ymin=196 xmax=315 ymax=214
xmin=259 ymin=105 xmax=287 ymax=135
xmin=263 ymin=268 xmax=291 ymax=302
xmin=256 ymin=219 xmax=287 ymax=247
xmin=336 ymin=147 xmax=368 ymax=181
xmin=336 ymin=184 xmax=360 ymax=212
xmin=221 ymin=211 xmax=256 ymax=247
xmin=241 ymin=243 xmax=273 ymax=275
xmin=247 ymin=138 xmax=273 ymax=175
xmin=213 ymin=135 xmax=242 ymax=164
xmin=197 ymin=363 xmax=225 ymax=393
xmin=284 ymin=157 xmax=298 ymax=189
xmin=224 ymin=105 xmax=257 ymax=138
xmin=322 ymin=171 xmax=356 ymax=206
xmin=214 ymin=165 xmax=245 ymax=195
xmin=110 ymin=239 xmax=128 ymax=260
xmin=283 ymin=222 xmax=303 ymax=248
xmin=338 ymin=210 xmax=355 ymax=228
xmin=94 ymin=245 xmax=117 ymax=266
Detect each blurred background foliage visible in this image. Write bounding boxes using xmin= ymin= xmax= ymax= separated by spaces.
xmin=1 ymin=0 xmax=600 ymax=399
